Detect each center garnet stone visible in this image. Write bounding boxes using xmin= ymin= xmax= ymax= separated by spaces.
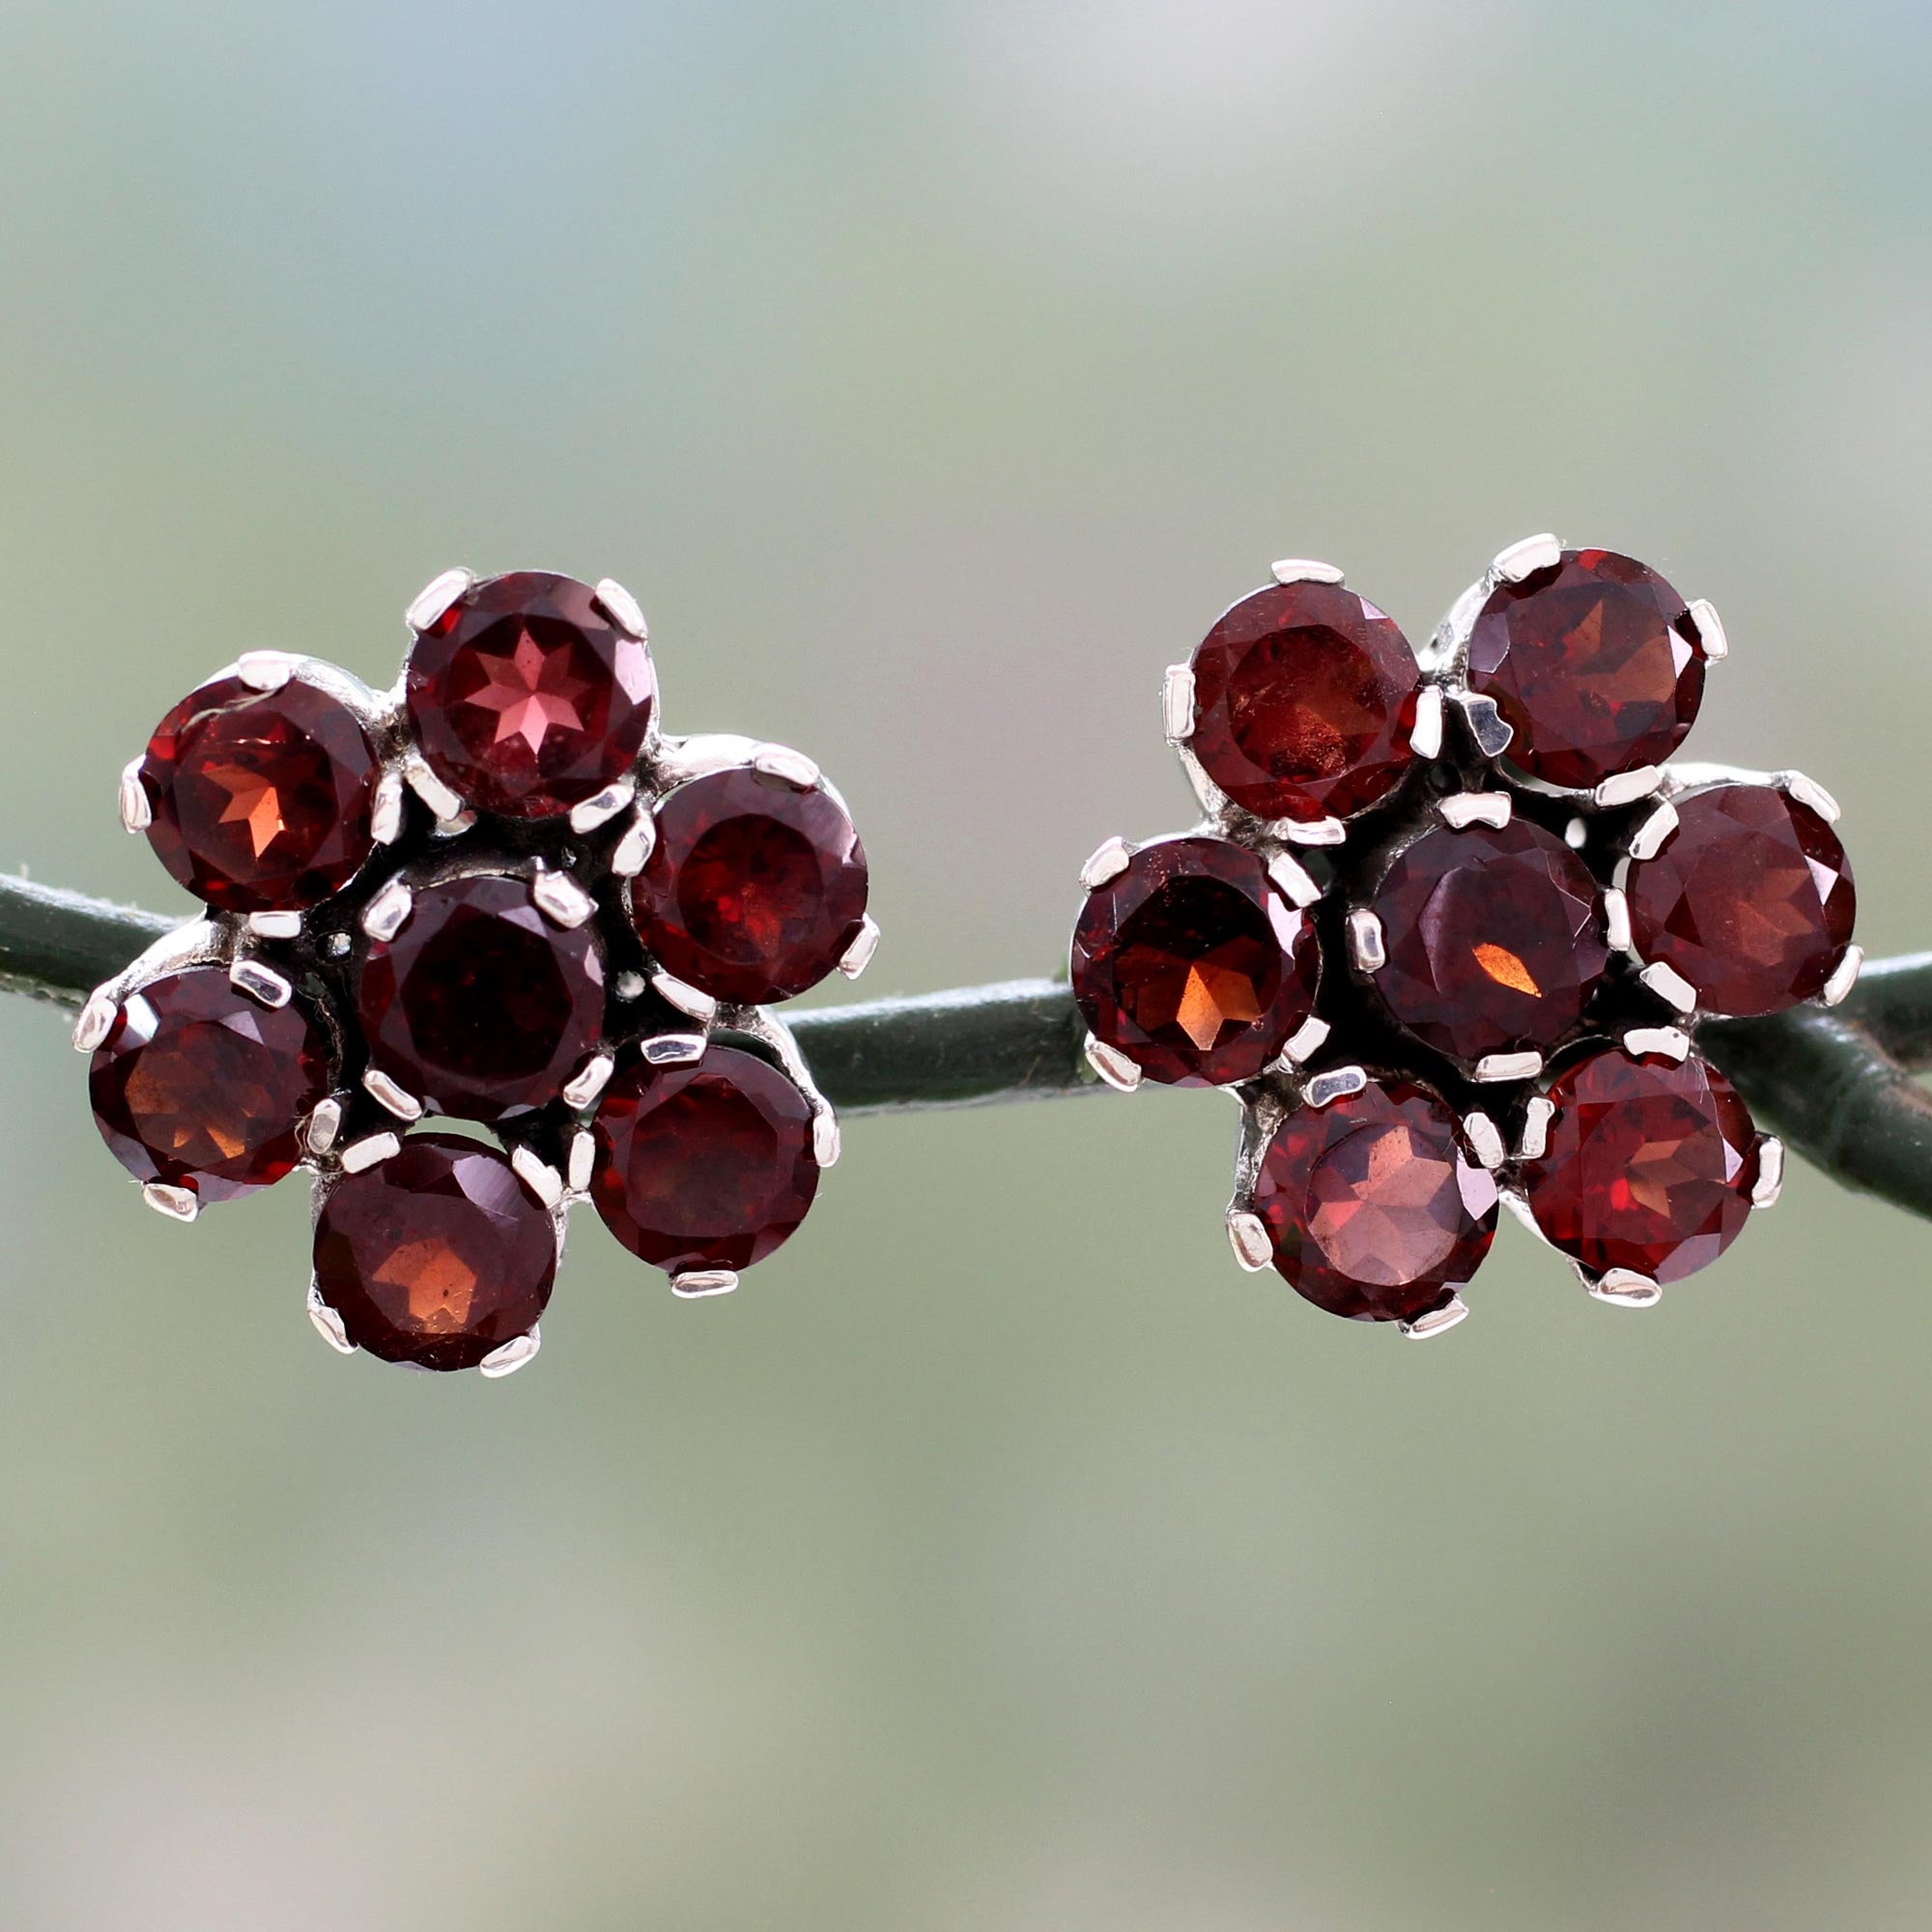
xmin=406 ymin=571 xmax=656 ymax=818
xmin=356 ymin=873 xmax=606 ymax=1121
xmin=1254 ymin=1079 xmax=1498 ymax=1323
xmin=312 ymin=1133 xmax=557 ymax=1371
xmin=1187 ymin=580 xmax=1420 ymax=822
xmin=1368 ymin=816 xmax=1607 ymax=1065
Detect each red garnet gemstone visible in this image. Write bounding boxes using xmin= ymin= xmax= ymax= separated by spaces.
xmin=1625 ymin=783 xmax=1856 ymax=1017
xmin=88 ymin=966 xmax=330 ymax=1204
xmin=1370 ymin=816 xmax=1607 ymax=1065
xmin=405 ymin=571 xmax=655 ymax=817
xmin=356 ymin=874 xmax=605 ymax=1122
xmin=1520 ymin=1048 xmax=1759 ymax=1284
xmin=590 ymin=1045 xmax=820 ymax=1276
xmin=1188 ymin=580 xmax=1420 ymax=822
xmin=634 ymin=768 xmax=868 ymax=1004
xmin=313 ymin=1133 xmax=556 ymax=1370
xmin=1467 ymin=549 xmax=1705 ymax=789
xmin=1070 ymin=836 xmax=1321 ymax=1087
xmin=1254 ymin=1079 xmax=1497 ymax=1322
xmin=141 ymin=672 xmax=380 ymax=912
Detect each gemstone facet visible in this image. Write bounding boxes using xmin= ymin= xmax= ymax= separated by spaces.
xmin=1254 ymin=1079 xmax=1497 ymax=1321
xmin=89 ymin=966 xmax=330 ymax=1203
xmin=1625 ymin=782 xmax=1856 ymax=1016
xmin=1467 ymin=549 xmax=1704 ymax=788
xmin=634 ymin=768 xmax=868 ymax=1004
xmin=1187 ymin=581 xmax=1420 ymax=821
xmin=1070 ymin=836 xmax=1321 ymax=1086
xmin=312 ymin=1133 xmax=556 ymax=1370
xmin=356 ymin=873 xmax=606 ymax=1122
xmin=590 ymin=1045 xmax=820 ymax=1274
xmin=405 ymin=572 xmax=655 ymax=817
xmin=141 ymin=673 xmax=380 ymax=912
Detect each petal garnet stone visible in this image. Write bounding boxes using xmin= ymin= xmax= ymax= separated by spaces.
xmin=313 ymin=1133 xmax=557 ymax=1370
xmin=1254 ymin=1079 xmax=1498 ymax=1323
xmin=1467 ymin=549 xmax=1705 ymax=789
xmin=1071 ymin=836 xmax=1321 ymax=1087
xmin=1187 ymin=580 xmax=1420 ymax=822
xmin=141 ymin=672 xmax=380 ymax=912
xmin=405 ymin=571 xmax=655 ymax=817
xmin=590 ymin=1045 xmax=820 ymax=1276
xmin=1368 ymin=816 xmax=1607 ymax=1066
xmin=356 ymin=873 xmax=606 ymax=1122
xmin=1625 ymin=782 xmax=1856 ymax=1016
xmin=1520 ymin=1047 xmax=1759 ymax=1284
xmin=89 ymin=966 xmax=331 ymax=1204
xmin=634 ymin=767 xmax=869 ymax=1004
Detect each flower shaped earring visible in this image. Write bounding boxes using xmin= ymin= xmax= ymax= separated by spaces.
xmin=78 ymin=568 xmax=876 ymax=1375
xmin=1070 ymin=540 xmax=1858 ymax=1334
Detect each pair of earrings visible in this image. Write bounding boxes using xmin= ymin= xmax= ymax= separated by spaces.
xmin=77 ymin=540 xmax=1858 ymax=1374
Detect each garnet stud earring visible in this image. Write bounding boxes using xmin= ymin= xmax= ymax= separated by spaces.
xmin=77 ymin=567 xmax=877 ymax=1375
xmin=1069 ymin=541 xmax=1858 ymax=1334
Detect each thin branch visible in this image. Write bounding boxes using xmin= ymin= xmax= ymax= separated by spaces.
xmin=5 ymin=873 xmax=1929 ymax=1220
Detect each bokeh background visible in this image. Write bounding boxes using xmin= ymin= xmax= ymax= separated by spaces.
xmin=2 ymin=3 xmax=1928 ymax=1926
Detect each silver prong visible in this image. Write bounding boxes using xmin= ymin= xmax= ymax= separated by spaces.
xmin=510 ymin=1146 xmax=563 ymax=1208
xmin=142 ymin=1181 xmax=198 ymax=1222
xmin=1603 ymin=886 xmax=1632 ymax=953
xmin=71 ymin=993 xmax=118 ymax=1054
xmin=1084 ymin=1035 xmax=1144 ymax=1094
xmin=651 ymin=972 xmax=718 ymax=1023
xmin=1346 ymin=908 xmax=1386 ymax=974
xmin=610 ymin=808 xmax=657 ymax=878
xmin=1398 ymin=1295 xmax=1469 ymax=1339
xmin=360 ymin=1065 xmax=423 ymax=1122
xmin=1408 ymin=684 xmax=1445 ymax=760
xmin=594 ymin=577 xmax=648 ymax=639
xmin=236 ymin=650 xmax=296 ymax=692
xmin=811 ymin=1109 xmax=841 ymax=1169
xmin=1303 ymin=1065 xmax=1368 ymax=1109
xmin=1080 ymin=836 xmax=1133 ymax=891
xmin=568 ymin=780 xmax=637 ymax=834
xmin=642 ymin=1032 xmax=708 ymax=1065
xmin=1163 ymin=663 xmax=1197 ymax=742
xmin=406 ymin=567 xmax=475 ymax=634
xmin=360 ymin=878 xmax=414 ymax=943
xmin=1280 ymin=815 xmax=1346 ymax=847
xmin=404 ymin=753 xmax=467 ymax=824
xmin=1270 ymin=557 xmax=1345 ymax=585
xmin=561 ymin=1053 xmax=615 ymax=1110
xmin=1751 ymin=1136 xmax=1785 ymax=1208
xmin=1227 ymin=1209 xmax=1273 ymax=1273
xmin=671 ymin=1269 xmax=739 ymax=1298
xmin=1490 ymin=533 xmax=1562 ymax=583
xmin=1463 ymin=1111 xmax=1505 ymax=1171
xmin=530 ymin=868 xmax=597 ymax=929
xmin=339 ymin=1131 xmax=400 ymax=1175
xmin=307 ymin=1284 xmax=356 ymax=1353
xmin=567 ymin=1129 xmax=595 ymax=1194
xmin=1779 ymin=771 xmax=1841 ymax=824
xmin=1517 ymin=1095 xmax=1554 ymax=1162
xmin=1686 ymin=597 xmax=1728 ymax=662
xmin=1263 ymin=851 xmax=1320 ymax=910
xmin=119 ymin=758 xmax=151 ymax=833
xmin=1622 ymin=1025 xmax=1691 ymax=1063
xmin=1820 ymin=944 xmax=1862 ymax=1007
xmin=370 ymin=770 xmax=406 ymax=846
xmin=1586 ymin=1265 xmax=1662 ymax=1309
xmin=1474 ymin=1050 xmax=1543 ymax=1083
xmin=246 ymin=910 xmax=302 ymax=940
xmin=1279 ymin=1014 xmax=1330 ymax=1066
xmin=1452 ymin=691 xmax=1514 ymax=757
xmin=229 ymin=958 xmax=293 ymax=1009
xmin=1592 ymin=764 xmax=1664 ymax=808
xmin=1627 ymin=799 xmax=1680 ymax=862
xmin=1638 ymin=960 xmax=1698 ymax=1013
xmin=1437 ymin=790 xmax=1511 ymax=830
xmin=838 ymin=914 xmax=881 ymax=979
xmin=479 ymin=1326 xmax=542 ymax=1378
xmin=752 ymin=743 xmax=820 ymax=790
xmin=304 ymin=1096 xmax=343 ymax=1156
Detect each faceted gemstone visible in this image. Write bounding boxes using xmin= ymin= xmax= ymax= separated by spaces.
xmin=1625 ymin=782 xmax=1856 ymax=1016
xmin=635 ymin=768 xmax=868 ymax=1004
xmin=1188 ymin=581 xmax=1421 ymax=821
xmin=1070 ymin=836 xmax=1321 ymax=1087
xmin=312 ymin=1133 xmax=556 ymax=1370
xmin=88 ymin=966 xmax=330 ymax=1204
xmin=1369 ymin=817 xmax=1607 ymax=1065
xmin=1520 ymin=1048 xmax=1759 ymax=1284
xmin=1467 ymin=549 xmax=1705 ymax=789
xmin=590 ymin=1045 xmax=820 ymax=1275
xmin=1254 ymin=1079 xmax=1498 ymax=1322
xmin=141 ymin=672 xmax=380 ymax=912
xmin=357 ymin=873 xmax=606 ymax=1122
xmin=405 ymin=571 xmax=656 ymax=817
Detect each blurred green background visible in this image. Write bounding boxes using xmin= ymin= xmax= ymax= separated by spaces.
xmin=2 ymin=2 xmax=1928 ymax=1926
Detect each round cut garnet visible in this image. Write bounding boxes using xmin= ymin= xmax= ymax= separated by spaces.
xmin=405 ymin=571 xmax=655 ymax=817
xmin=1625 ymin=782 xmax=1856 ymax=1017
xmin=141 ymin=672 xmax=380 ymax=912
xmin=1466 ymin=549 xmax=1704 ymax=789
xmin=313 ymin=1133 xmax=556 ymax=1370
xmin=590 ymin=1045 xmax=820 ymax=1275
xmin=1254 ymin=1079 xmax=1497 ymax=1322
xmin=634 ymin=768 xmax=868 ymax=1004
xmin=1188 ymin=581 xmax=1421 ymax=822
xmin=356 ymin=873 xmax=606 ymax=1122
xmin=1520 ymin=1048 xmax=1759 ymax=1284
xmin=1369 ymin=816 xmax=1607 ymax=1066
xmin=1070 ymin=836 xmax=1321 ymax=1087
xmin=89 ymin=966 xmax=330 ymax=1203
